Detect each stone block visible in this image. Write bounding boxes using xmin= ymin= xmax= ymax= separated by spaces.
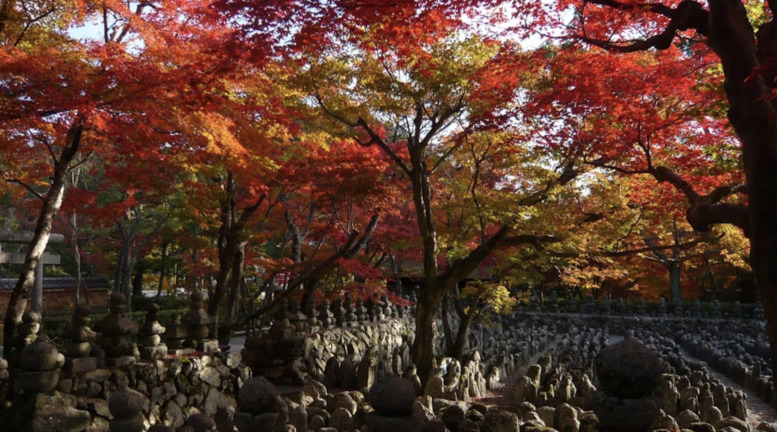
xmin=66 ymin=357 xmax=98 ymax=375
xmin=105 ymin=356 xmax=136 ymax=367
xmin=140 ymin=346 xmax=168 ymax=361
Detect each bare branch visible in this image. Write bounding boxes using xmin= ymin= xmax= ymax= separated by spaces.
xmin=4 ymin=177 xmax=44 ymax=201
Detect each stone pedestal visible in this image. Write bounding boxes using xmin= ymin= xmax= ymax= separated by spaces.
xmin=65 ymin=356 xmax=98 ymax=374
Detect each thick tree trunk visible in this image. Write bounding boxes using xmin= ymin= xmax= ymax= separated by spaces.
xmin=412 ymin=288 xmax=446 ymax=383
xmin=221 ymin=241 xmax=246 ymax=344
xmin=132 ymin=260 xmax=145 ymax=297
xmin=704 ymin=0 xmax=777 ymax=407
xmin=3 ymin=119 xmax=83 ymax=354
xmin=207 ymin=172 xmax=264 ymax=335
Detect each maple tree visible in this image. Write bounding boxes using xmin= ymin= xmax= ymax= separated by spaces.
xmin=0 ymin=0 xmax=241 ymax=352
xmin=297 ymin=27 xmax=581 ymax=381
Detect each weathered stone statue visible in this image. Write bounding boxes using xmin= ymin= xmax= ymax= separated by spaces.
xmin=109 ymin=387 xmax=147 ymax=432
xmin=344 ymin=293 xmax=357 ymax=326
xmin=138 ymin=303 xmax=168 ymax=360
xmin=593 ymin=338 xmax=662 ymax=432
xmin=287 ymin=298 xmax=308 ymax=333
xmin=711 ymin=299 xmax=722 ymax=318
xmin=7 ymin=310 xmax=41 ymax=369
xmin=318 ymin=299 xmax=333 ymax=329
xmin=691 ymin=299 xmax=702 ymax=317
xmin=2 ymin=337 xmax=90 ymax=431
xmin=94 ymin=292 xmax=139 ymax=366
xmin=657 ymin=297 xmax=668 ymax=316
xmin=63 ymin=304 xmax=97 ymax=373
xmin=184 ymin=289 xmax=218 ymax=353
xmin=164 ymin=313 xmax=187 ymax=352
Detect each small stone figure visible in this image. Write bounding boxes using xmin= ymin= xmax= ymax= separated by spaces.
xmin=287 ymin=298 xmax=308 ymax=333
xmin=63 ymin=304 xmax=97 ymax=373
xmin=383 ymin=296 xmax=395 ymax=318
xmin=184 ymin=289 xmax=217 ymax=353
xmin=301 ymin=294 xmax=320 ymax=330
xmin=94 ymin=292 xmax=139 ymax=366
xmin=711 ymin=299 xmax=721 ymax=318
xmin=165 ymin=313 xmax=187 ymax=352
xmin=3 ymin=337 xmax=90 ymax=431
xmin=547 ymin=291 xmax=559 ymax=313
xmin=674 ymin=300 xmax=684 ymax=316
xmin=615 ymin=298 xmax=627 ymax=314
xmin=355 ymin=298 xmax=368 ymax=323
xmin=691 ymin=300 xmax=702 ymax=317
xmin=318 ymin=299 xmax=333 ymax=329
xmin=138 ymin=303 xmax=168 ymax=360
xmin=566 ymin=296 xmax=577 ymax=313
xmin=528 ymin=293 xmax=540 ymax=311
xmin=600 ymin=295 xmax=611 ymax=315
xmin=754 ymin=301 xmax=766 ymax=320
xmin=657 ymin=298 xmax=668 ymax=316
xmin=403 ymin=364 xmax=423 ymax=396
xmin=344 ymin=293 xmax=357 ymax=326
xmin=268 ymin=300 xmax=293 ymax=340
xmin=581 ymin=295 xmax=595 ymax=314
xmin=732 ymin=301 xmax=742 ymax=318
xmin=330 ymin=298 xmax=346 ymax=326
xmin=7 ymin=310 xmax=41 ymax=368
xmin=636 ymin=298 xmax=646 ymax=315
xmin=109 ymin=387 xmax=147 ymax=432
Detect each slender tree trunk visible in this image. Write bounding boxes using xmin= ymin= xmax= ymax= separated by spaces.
xmin=208 ymin=173 xmax=264 ymax=324
xmin=71 ymin=211 xmax=82 ymax=307
xmin=157 ymin=239 xmax=168 ymax=297
xmin=668 ymin=262 xmax=682 ymax=303
xmin=452 ymin=310 xmax=475 ymax=360
xmin=3 ymin=119 xmax=83 ymax=354
xmin=441 ymin=293 xmax=454 ymax=356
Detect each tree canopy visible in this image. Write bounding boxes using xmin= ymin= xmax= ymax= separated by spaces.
xmin=2 ymin=0 xmax=775 ymax=393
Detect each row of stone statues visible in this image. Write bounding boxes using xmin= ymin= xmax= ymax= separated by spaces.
xmin=272 ymin=293 xmax=413 ymax=338
xmin=527 ymin=293 xmax=766 ymax=319
xmin=6 ymin=290 xmax=219 ymax=375
xmin=7 ymin=289 xmax=414 ymax=376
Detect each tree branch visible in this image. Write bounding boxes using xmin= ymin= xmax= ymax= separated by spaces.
xmin=581 ymin=0 xmax=709 ymax=52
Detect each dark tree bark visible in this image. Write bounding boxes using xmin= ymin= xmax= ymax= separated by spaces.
xmin=207 ymin=171 xmax=265 ymax=333
xmin=132 ymin=259 xmax=145 ymax=297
